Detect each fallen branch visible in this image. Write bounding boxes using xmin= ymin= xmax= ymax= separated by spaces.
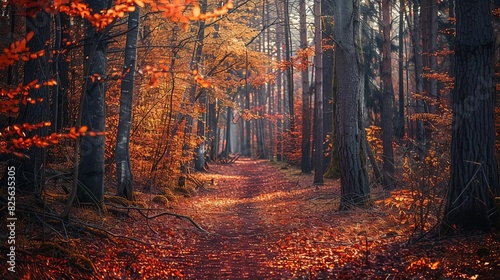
xmin=107 ymin=205 xmax=209 ymax=233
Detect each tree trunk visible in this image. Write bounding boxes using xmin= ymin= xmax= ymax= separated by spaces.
xmin=208 ymin=99 xmax=218 ymax=161
xmin=381 ymin=0 xmax=395 ymax=189
xmin=53 ymin=13 xmax=70 ymax=132
xmin=284 ymin=0 xmax=294 ymax=131
xmin=322 ymin=0 xmax=336 ymax=172
xmin=443 ymin=0 xmax=499 ymax=232
xmin=275 ymin=0 xmax=284 ymax=161
xmin=396 ymin=0 xmax=405 ymax=140
xmin=16 ymin=9 xmax=50 ymax=192
xmin=193 ymin=0 xmax=208 ymax=171
xmin=223 ymin=107 xmax=232 ymax=158
xmin=334 ymin=0 xmax=369 ymax=208
xmin=411 ymin=0 xmax=425 ymax=145
xmin=77 ymin=0 xmax=109 ymax=203
xmin=300 ymin=0 xmax=312 ymax=173
xmin=313 ymin=0 xmax=324 ymax=185
xmin=116 ymin=5 xmax=140 ymax=200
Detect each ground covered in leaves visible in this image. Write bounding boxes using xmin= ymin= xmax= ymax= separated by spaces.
xmin=2 ymin=158 xmax=500 ymax=279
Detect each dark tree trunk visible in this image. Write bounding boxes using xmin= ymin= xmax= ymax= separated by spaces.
xmin=411 ymin=0 xmax=425 ymax=145
xmin=77 ymin=0 xmax=109 ymax=203
xmin=300 ymin=0 xmax=312 ymax=173
xmin=208 ymin=99 xmax=218 ymax=161
xmin=322 ymin=0 xmax=336 ymax=173
xmin=53 ymin=13 xmax=70 ymax=132
xmin=116 ymin=5 xmax=140 ymax=200
xmin=284 ymin=0 xmax=294 ymax=131
xmin=381 ymin=0 xmax=395 ymax=189
xmin=195 ymin=89 xmax=207 ymax=170
xmin=194 ymin=0 xmax=208 ymax=170
xmin=444 ymin=0 xmax=499 ymax=232
xmin=334 ymin=0 xmax=369 ymax=208
xmin=16 ymin=9 xmax=50 ymax=192
xmin=223 ymin=107 xmax=232 ymax=158
xmin=396 ymin=0 xmax=405 ymax=140
xmin=275 ymin=0 xmax=284 ymax=161
xmin=313 ymin=0 xmax=324 ymax=185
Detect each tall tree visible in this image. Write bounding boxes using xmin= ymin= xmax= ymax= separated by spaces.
xmin=443 ymin=0 xmax=499 ymax=232
xmin=194 ymin=0 xmax=208 ymax=170
xmin=411 ymin=0 xmax=425 ymax=144
xmin=16 ymin=9 xmax=50 ymax=192
xmin=300 ymin=0 xmax=312 ymax=173
xmin=396 ymin=0 xmax=405 ymax=139
xmin=77 ymin=0 xmax=109 ymax=203
xmin=283 ymin=0 xmax=294 ymax=131
xmin=334 ymin=0 xmax=369 ymax=208
xmin=275 ymin=0 xmax=284 ymax=161
xmin=322 ymin=0 xmax=338 ymax=177
xmin=313 ymin=0 xmax=324 ymax=185
xmin=116 ymin=4 xmax=140 ymax=200
xmin=381 ymin=0 xmax=395 ymax=189
xmin=53 ymin=13 xmax=70 ymax=132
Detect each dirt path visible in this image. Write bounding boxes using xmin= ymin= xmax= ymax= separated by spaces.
xmin=174 ymin=158 xmax=319 ymax=279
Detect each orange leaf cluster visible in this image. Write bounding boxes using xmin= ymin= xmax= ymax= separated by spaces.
xmin=136 ymin=0 xmax=233 ymax=31
xmin=139 ymin=63 xmax=171 ymax=88
xmin=0 ymin=79 xmax=57 ymax=114
xmin=0 ymin=124 xmax=104 ymax=157
xmin=0 ymin=32 xmax=42 ymax=70
xmin=193 ymin=69 xmax=211 ymax=88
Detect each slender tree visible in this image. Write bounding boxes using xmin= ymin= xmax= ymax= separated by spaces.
xmin=396 ymin=0 xmax=405 ymax=139
xmin=322 ymin=0 xmax=337 ymax=177
xmin=411 ymin=0 xmax=425 ymax=144
xmin=116 ymin=4 xmax=140 ymax=200
xmin=381 ymin=0 xmax=395 ymax=189
xmin=313 ymin=0 xmax=324 ymax=185
xmin=284 ymin=0 xmax=294 ymax=131
xmin=275 ymin=0 xmax=284 ymax=161
xmin=194 ymin=0 xmax=208 ymax=170
xmin=300 ymin=0 xmax=312 ymax=173
xmin=443 ymin=0 xmax=499 ymax=232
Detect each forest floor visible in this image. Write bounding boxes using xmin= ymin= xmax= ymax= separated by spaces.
xmin=3 ymin=158 xmax=500 ymax=279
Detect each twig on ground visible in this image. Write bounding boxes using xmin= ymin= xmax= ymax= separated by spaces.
xmin=107 ymin=204 xmax=209 ymax=233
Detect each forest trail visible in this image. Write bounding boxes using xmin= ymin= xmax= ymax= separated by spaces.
xmin=173 ymin=158 xmax=336 ymax=279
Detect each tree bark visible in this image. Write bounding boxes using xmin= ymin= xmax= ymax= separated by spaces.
xmin=444 ymin=0 xmax=499 ymax=232
xmin=322 ymin=0 xmax=336 ymax=173
xmin=334 ymin=0 xmax=369 ymax=208
xmin=300 ymin=0 xmax=312 ymax=173
xmin=381 ymin=0 xmax=395 ymax=189
xmin=275 ymin=0 xmax=284 ymax=161
xmin=283 ymin=0 xmax=294 ymax=131
xmin=116 ymin=5 xmax=140 ymax=200
xmin=77 ymin=0 xmax=109 ymax=203
xmin=313 ymin=0 xmax=324 ymax=185
xmin=411 ymin=0 xmax=425 ymax=145
xmin=16 ymin=9 xmax=50 ymax=192
xmin=396 ymin=0 xmax=405 ymax=140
